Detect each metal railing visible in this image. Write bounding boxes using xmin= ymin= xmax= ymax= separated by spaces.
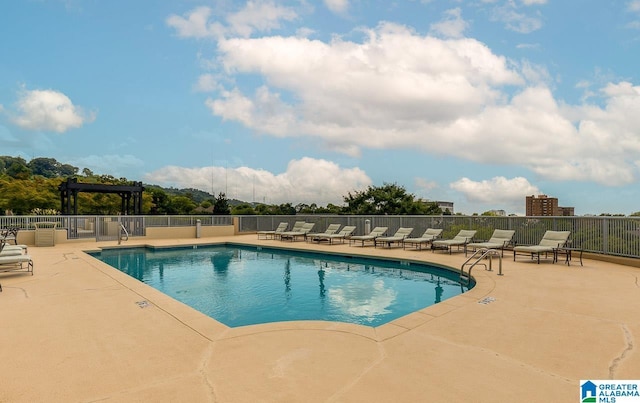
xmin=2 ymin=214 xmax=640 ymax=259
xmin=241 ymin=215 xmax=640 ymax=259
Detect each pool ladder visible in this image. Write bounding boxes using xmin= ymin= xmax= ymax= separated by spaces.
xmin=118 ymin=224 xmax=129 ymax=245
xmin=460 ymin=248 xmax=503 ymax=285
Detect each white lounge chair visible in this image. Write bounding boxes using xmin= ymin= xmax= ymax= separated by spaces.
xmin=314 ymin=226 xmax=357 ymax=244
xmin=466 ymin=229 xmax=515 ymax=256
xmin=257 ymin=222 xmax=288 ymax=239
xmin=432 ymin=230 xmax=477 ymax=254
xmin=0 ymin=240 xmax=33 ymax=275
xmin=349 ymin=227 xmax=388 ymax=247
xmin=403 ymin=228 xmax=443 ymax=250
xmin=280 ymin=222 xmax=315 ymax=242
xmin=274 ymin=221 xmax=304 ymax=240
xmin=374 ymin=227 xmax=414 ymax=248
xmin=307 ymin=224 xmax=341 ymax=242
xmin=513 ymin=230 xmax=571 ymax=264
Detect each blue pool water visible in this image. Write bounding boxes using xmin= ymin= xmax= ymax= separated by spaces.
xmin=89 ymin=244 xmax=471 ymax=327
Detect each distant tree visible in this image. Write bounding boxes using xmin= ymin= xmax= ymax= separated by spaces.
xmin=82 ymin=168 xmax=94 ymax=177
xmin=231 ymin=203 xmax=255 ymax=215
xmin=342 ymin=183 xmax=441 ymax=215
xmin=29 ymin=157 xmax=60 ymax=177
xmin=481 ymin=210 xmax=498 ymax=217
xmin=147 ymin=188 xmax=171 ymax=214
xmin=0 ymin=177 xmax=58 ymax=214
xmin=213 ymin=192 xmax=231 ymax=215
xmin=631 ymin=212 xmax=640 ymax=217
xmin=6 ymin=161 xmax=31 ymax=179
xmin=275 ymin=203 xmax=296 ymax=215
xmin=59 ymin=163 xmax=78 ymax=177
xmin=0 ymin=156 xmax=29 ymax=177
xmin=296 ymin=203 xmax=319 ymax=214
xmin=315 ymin=203 xmax=343 ymax=214
xmin=170 ymin=196 xmax=197 ymax=214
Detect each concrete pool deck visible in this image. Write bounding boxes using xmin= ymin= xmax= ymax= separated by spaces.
xmin=1 ymin=234 xmax=638 ymax=402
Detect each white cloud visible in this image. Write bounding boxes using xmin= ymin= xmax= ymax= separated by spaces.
xmin=166 ymin=6 xmax=223 ymax=39
xmin=491 ymin=2 xmax=544 ymax=33
xmin=325 ymin=0 xmax=349 ymax=14
xmin=430 ymin=8 xmax=468 ymax=39
xmin=193 ymin=74 xmax=220 ymax=92
xmin=166 ymin=2 xmax=297 ymax=39
xmin=450 ymin=176 xmax=539 ymax=213
xmin=144 ymin=157 xmax=372 ymax=205
xmin=226 ymin=0 xmax=298 ymax=37
xmin=628 ymin=0 xmax=640 ymax=12
xmin=521 ymin=0 xmax=547 ymax=5
xmin=12 ymin=88 xmax=94 ymax=133
xmin=199 ymin=19 xmax=640 ymax=187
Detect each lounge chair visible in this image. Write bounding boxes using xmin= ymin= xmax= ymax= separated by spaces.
xmin=403 ymin=228 xmax=443 ymax=250
xmin=374 ymin=227 xmax=414 ymax=248
xmin=349 ymin=227 xmax=388 ymax=247
xmin=432 ymin=230 xmax=477 ymax=254
xmin=307 ymin=224 xmax=342 ymax=242
xmin=1 ymin=226 xmax=19 ymax=245
xmin=314 ymin=226 xmax=357 ymax=244
xmin=280 ymin=222 xmax=315 ymax=242
xmin=0 ymin=240 xmax=33 ymax=275
xmin=274 ymin=221 xmax=304 ymax=240
xmin=0 ymin=239 xmax=27 ymax=256
xmin=466 ymin=229 xmax=515 ymax=256
xmin=513 ymin=230 xmax=571 ymax=264
xmin=257 ymin=222 xmax=288 ymax=239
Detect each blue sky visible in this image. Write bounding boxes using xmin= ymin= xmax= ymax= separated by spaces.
xmin=1 ymin=0 xmax=640 ymax=215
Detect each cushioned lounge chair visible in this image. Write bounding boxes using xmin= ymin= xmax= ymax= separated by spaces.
xmin=349 ymin=227 xmax=388 ymax=247
xmin=306 ymin=224 xmax=341 ymax=242
xmin=432 ymin=230 xmax=477 ymax=254
xmin=513 ymin=230 xmax=571 ymax=264
xmin=314 ymin=226 xmax=357 ymax=244
xmin=374 ymin=227 xmax=414 ymax=248
xmin=466 ymin=229 xmax=515 ymax=256
xmin=280 ymin=222 xmax=315 ymax=242
xmin=257 ymin=222 xmax=288 ymax=239
xmin=0 ymin=240 xmax=33 ymax=275
xmin=274 ymin=221 xmax=304 ymax=240
xmin=403 ymin=228 xmax=443 ymax=250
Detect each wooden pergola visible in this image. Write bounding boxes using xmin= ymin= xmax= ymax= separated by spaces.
xmin=59 ymin=178 xmax=144 ymax=215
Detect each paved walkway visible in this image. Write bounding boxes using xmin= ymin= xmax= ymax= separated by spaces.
xmin=1 ymin=235 xmax=638 ymax=402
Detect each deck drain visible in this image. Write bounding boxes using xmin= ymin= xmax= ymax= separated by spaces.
xmin=136 ymin=300 xmax=150 ymax=308
xmin=478 ymin=296 xmax=496 ymax=305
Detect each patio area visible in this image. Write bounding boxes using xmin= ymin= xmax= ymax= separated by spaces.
xmin=1 ymin=234 xmax=638 ymax=402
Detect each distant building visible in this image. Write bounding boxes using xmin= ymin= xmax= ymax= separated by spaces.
xmin=487 ymin=209 xmax=506 ymax=216
xmin=435 ymin=201 xmax=454 ymax=214
xmin=526 ymin=195 xmax=574 ymax=216
xmin=557 ymin=206 xmax=575 ymax=216
xmin=421 ymin=199 xmax=454 ymax=214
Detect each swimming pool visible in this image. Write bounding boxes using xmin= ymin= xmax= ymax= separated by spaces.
xmin=89 ymin=244 xmax=471 ymax=327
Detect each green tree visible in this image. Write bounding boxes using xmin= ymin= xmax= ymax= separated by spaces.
xmin=29 ymin=157 xmax=60 ymax=177
xmin=169 ymin=196 xmax=197 ymax=214
xmin=0 ymin=177 xmax=59 ymax=214
xmin=342 ymin=183 xmax=440 ymax=215
xmin=213 ymin=192 xmax=230 ymax=215
xmin=231 ymin=203 xmax=255 ymax=215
